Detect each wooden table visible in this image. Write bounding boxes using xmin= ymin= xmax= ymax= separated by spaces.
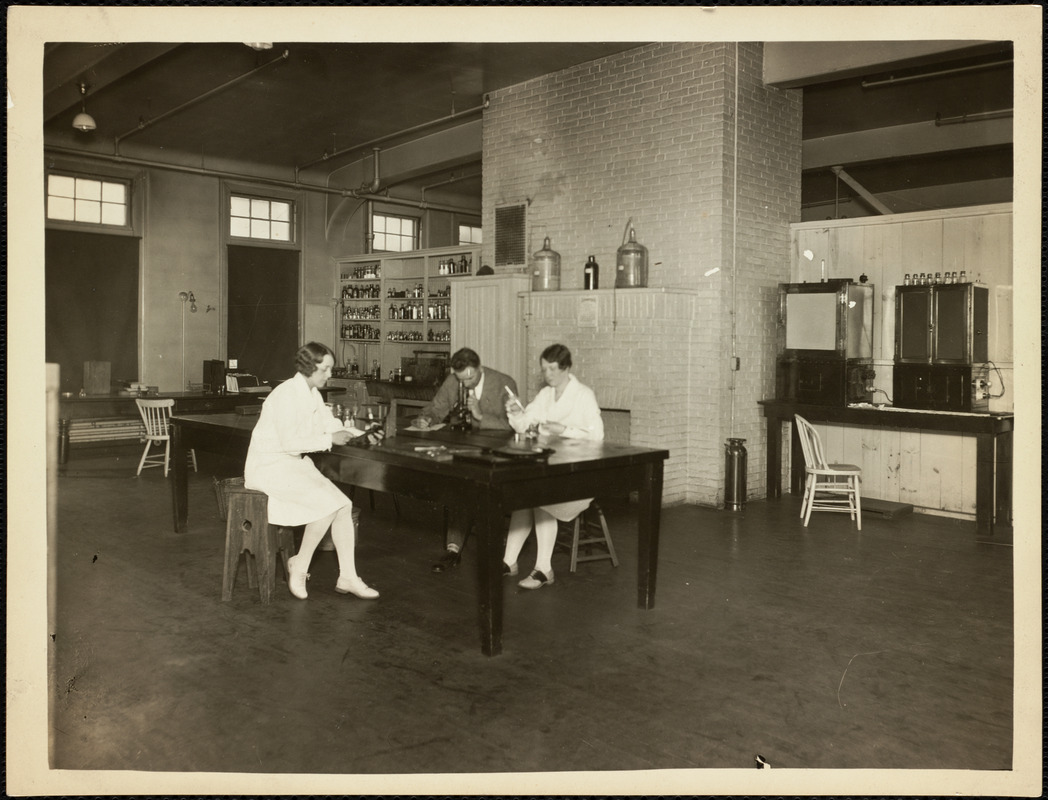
xmin=758 ymin=400 xmax=1014 ymax=535
xmin=170 ymin=413 xmax=669 ymax=656
xmin=58 ymin=391 xmax=265 ymax=463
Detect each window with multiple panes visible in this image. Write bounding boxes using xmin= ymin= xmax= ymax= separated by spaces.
xmin=230 ymin=195 xmax=293 ymax=242
xmin=372 ymin=212 xmax=419 ymax=252
xmin=46 ymin=173 xmax=129 ymax=227
xmin=458 ymin=223 xmax=482 ymax=246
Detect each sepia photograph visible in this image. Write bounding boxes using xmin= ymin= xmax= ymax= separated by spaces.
xmin=7 ymin=5 xmax=1041 ymax=796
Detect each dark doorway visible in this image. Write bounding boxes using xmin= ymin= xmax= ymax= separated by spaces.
xmin=45 ymin=229 xmax=140 ymax=394
xmin=227 ymin=245 xmax=299 ymax=385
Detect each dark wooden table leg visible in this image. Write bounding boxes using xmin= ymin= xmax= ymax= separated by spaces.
xmin=171 ymin=423 xmax=189 ymax=533
xmin=994 ymin=430 xmax=1012 ymax=528
xmin=636 ymin=460 xmax=663 ymax=610
xmin=975 ymin=432 xmax=995 ymax=535
xmin=58 ymin=418 xmax=71 ymax=465
xmin=475 ymin=495 xmax=503 ymax=656
xmin=766 ymin=414 xmax=781 ymax=499
xmin=789 ymin=420 xmax=805 ymax=496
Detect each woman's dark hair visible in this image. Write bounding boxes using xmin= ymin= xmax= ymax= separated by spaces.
xmin=540 ymin=343 xmax=572 ymax=369
xmin=294 ymin=342 xmax=334 ymax=377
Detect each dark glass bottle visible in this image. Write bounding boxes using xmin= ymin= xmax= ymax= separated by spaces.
xmin=584 ymin=255 xmax=600 ymax=290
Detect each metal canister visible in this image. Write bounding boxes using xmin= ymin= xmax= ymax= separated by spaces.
xmin=531 ymin=236 xmax=561 ymax=291
xmin=615 ymin=226 xmax=648 ymax=288
xmin=724 ymin=437 xmax=748 ymax=511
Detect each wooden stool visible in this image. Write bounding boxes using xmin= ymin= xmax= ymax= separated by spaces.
xmin=222 ymin=486 xmax=294 ymax=604
xmin=558 ymin=502 xmax=619 ymax=572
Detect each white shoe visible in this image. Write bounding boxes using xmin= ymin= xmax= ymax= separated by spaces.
xmin=335 ymin=576 xmax=379 ymax=599
xmin=518 ymin=568 xmax=554 ymax=590
xmin=287 ymin=555 xmax=310 ymax=599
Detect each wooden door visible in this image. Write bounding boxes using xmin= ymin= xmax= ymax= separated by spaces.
xmin=227 ymin=245 xmax=299 ymax=385
xmin=45 ymin=229 xmax=139 ymax=394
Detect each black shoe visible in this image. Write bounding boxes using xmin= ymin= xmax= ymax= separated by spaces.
xmin=431 ymin=550 xmax=461 ymax=573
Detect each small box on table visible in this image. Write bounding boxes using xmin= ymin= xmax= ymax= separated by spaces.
xmin=83 ymin=361 xmax=111 ymax=395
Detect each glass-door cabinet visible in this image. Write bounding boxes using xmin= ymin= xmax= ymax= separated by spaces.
xmin=893 ymin=282 xmax=989 ymax=411
xmin=336 ymin=246 xmax=478 ymax=379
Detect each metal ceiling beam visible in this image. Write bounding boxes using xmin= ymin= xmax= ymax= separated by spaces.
xmin=44 ymin=43 xmax=182 ymax=123
xmin=763 ymin=40 xmax=1005 ymax=88
xmin=323 ymin=119 xmax=483 ymax=191
xmin=803 ymin=116 xmax=1012 ymax=170
xmin=44 ymin=145 xmax=479 ymax=216
xmin=295 ymin=102 xmax=486 ymax=177
xmin=831 ymin=166 xmax=893 ymax=215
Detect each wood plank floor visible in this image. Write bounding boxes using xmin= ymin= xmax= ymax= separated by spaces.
xmin=50 ymin=449 xmax=1015 ymax=784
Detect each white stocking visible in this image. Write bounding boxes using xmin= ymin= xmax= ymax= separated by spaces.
xmin=532 ymin=508 xmax=558 ymax=575
xmin=328 ymin=504 xmax=359 ymax=580
xmin=502 ymin=508 xmax=534 ymax=566
xmin=295 ymin=511 xmax=335 ymax=571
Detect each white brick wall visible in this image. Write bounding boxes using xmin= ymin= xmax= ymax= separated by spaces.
xmin=483 ymin=43 xmax=801 ymax=506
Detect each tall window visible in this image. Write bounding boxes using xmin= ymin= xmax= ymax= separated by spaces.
xmin=458 ymin=224 xmax=482 ymax=246
xmin=230 ymin=194 xmax=293 ymax=242
xmin=372 ymin=212 xmax=419 ymax=252
xmin=46 ymin=173 xmax=129 ymax=227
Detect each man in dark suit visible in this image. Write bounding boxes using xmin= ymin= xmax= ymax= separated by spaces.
xmin=415 ymin=347 xmax=518 ymax=572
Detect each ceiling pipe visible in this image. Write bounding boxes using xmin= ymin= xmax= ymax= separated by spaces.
xmin=419 ymin=170 xmax=483 ymax=205
xmin=295 ymin=101 xmax=486 ymax=178
xmin=831 ymin=165 xmax=893 ymax=216
xmin=363 ymin=147 xmax=381 ymax=194
xmin=44 ymin=144 xmax=479 ymax=216
xmin=935 ymin=108 xmax=1013 ymax=126
xmin=861 ymin=58 xmax=1012 ymax=89
xmin=114 ymin=48 xmax=290 ymax=155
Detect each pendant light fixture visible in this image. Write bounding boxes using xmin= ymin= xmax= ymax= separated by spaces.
xmin=72 ymin=82 xmax=96 ymax=132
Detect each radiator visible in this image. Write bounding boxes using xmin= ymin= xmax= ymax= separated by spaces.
xmin=68 ymin=418 xmax=146 ymax=444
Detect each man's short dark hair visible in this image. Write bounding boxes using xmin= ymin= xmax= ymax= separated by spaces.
xmin=450 ymin=347 xmax=481 ymax=371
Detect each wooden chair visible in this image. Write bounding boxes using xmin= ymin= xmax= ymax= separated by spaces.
xmin=557 ymin=501 xmax=619 ymax=572
xmin=794 ymin=414 xmax=862 ymax=530
xmin=135 ymin=398 xmax=197 ymax=477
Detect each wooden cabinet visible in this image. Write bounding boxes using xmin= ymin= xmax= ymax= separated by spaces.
xmin=449 ymin=272 xmax=530 ymax=386
xmin=894 ymin=282 xmax=989 ymax=411
xmin=895 ymin=283 xmax=988 ymax=365
xmin=336 ymin=246 xmax=479 ymax=378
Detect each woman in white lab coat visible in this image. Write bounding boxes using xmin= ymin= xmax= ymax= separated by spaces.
xmin=502 ymin=343 xmax=604 ymax=589
xmin=244 ymin=342 xmax=378 ymax=600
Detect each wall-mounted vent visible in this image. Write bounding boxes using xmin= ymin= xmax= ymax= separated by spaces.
xmin=495 ymin=204 xmax=526 ymax=267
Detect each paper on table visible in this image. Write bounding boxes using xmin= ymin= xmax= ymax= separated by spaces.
xmin=404 ymin=423 xmax=445 ymax=431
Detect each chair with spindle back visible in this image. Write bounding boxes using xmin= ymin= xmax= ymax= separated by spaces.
xmin=135 ymin=398 xmax=197 ymax=477
xmin=794 ymin=414 xmax=862 ymax=530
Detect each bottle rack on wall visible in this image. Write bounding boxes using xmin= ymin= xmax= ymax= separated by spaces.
xmin=336 ymin=246 xmax=478 ymax=377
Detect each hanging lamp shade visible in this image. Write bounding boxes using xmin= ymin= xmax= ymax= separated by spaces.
xmin=72 ymin=110 xmax=96 ymax=132
xmin=72 ymin=82 xmax=96 ymax=132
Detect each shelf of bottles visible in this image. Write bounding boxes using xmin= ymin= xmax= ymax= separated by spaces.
xmin=335 ymin=246 xmax=479 ymax=376
xmin=339 ymin=261 xmax=382 ymax=341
